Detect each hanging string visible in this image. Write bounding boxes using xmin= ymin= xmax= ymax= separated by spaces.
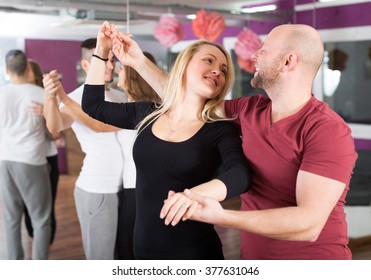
xmin=126 ymin=0 xmax=130 ymax=33
xmin=293 ymin=0 xmax=297 ymax=24
xmin=312 ymin=0 xmax=316 ymax=29
xmin=207 ymin=0 xmax=211 ymax=12
xmin=245 ymin=13 xmax=250 ymax=30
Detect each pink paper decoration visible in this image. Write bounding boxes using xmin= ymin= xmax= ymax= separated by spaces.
xmin=237 ymin=56 xmax=256 ymax=74
xmin=154 ymin=15 xmax=184 ymax=47
xmin=192 ymin=9 xmax=225 ymax=42
xmin=234 ymin=29 xmax=262 ymax=73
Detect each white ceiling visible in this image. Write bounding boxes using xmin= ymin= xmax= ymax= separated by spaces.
xmin=0 ymin=0 xmax=290 ymax=40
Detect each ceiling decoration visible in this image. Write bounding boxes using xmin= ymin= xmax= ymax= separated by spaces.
xmin=192 ymin=9 xmax=225 ymax=42
xmin=154 ymin=15 xmax=184 ymax=47
xmin=234 ymin=28 xmax=262 ymax=73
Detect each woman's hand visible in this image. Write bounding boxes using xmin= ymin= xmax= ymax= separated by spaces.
xmin=109 ymin=27 xmax=144 ymax=69
xmin=43 ymin=70 xmax=67 ymax=102
xmin=160 ymin=190 xmax=199 ymax=226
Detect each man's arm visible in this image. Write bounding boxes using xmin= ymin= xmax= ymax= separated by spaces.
xmin=186 ymin=170 xmax=346 ymax=242
xmin=58 ymin=91 xmax=120 ymax=133
xmin=43 ymin=70 xmax=120 ymax=133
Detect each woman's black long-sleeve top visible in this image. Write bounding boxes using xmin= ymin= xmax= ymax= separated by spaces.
xmin=82 ymin=84 xmax=251 ymax=260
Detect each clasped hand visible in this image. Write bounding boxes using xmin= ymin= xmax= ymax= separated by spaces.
xmin=43 ymin=70 xmax=64 ymax=100
xmin=160 ymin=190 xmax=198 ymax=226
xmin=99 ymin=21 xmax=143 ymax=69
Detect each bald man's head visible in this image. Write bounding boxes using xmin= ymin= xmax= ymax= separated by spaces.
xmin=269 ymin=24 xmax=324 ymax=76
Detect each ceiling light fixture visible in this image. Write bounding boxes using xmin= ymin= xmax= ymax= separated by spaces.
xmin=186 ymin=14 xmax=196 ymax=20
xmin=240 ymin=4 xmax=277 ymax=14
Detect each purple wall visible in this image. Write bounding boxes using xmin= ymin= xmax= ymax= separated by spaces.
xmin=355 ymin=139 xmax=371 ymax=151
xmin=25 ymin=39 xmax=81 ymax=93
xmin=234 ymin=1 xmax=371 ymax=34
xmin=296 ymin=2 xmax=371 ymax=29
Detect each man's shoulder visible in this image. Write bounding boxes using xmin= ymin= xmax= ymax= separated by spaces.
xmin=310 ymin=98 xmax=348 ymax=126
xmin=105 ymin=86 xmax=127 ymax=102
xmin=1 ymin=84 xmax=44 ymax=100
xmin=226 ymin=94 xmax=268 ymax=104
xmin=225 ymin=94 xmax=270 ymax=114
xmin=106 ymin=86 xmax=122 ymax=94
xmin=68 ymin=84 xmax=84 ymax=102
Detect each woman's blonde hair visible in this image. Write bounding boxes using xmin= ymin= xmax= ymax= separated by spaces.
xmin=138 ymin=40 xmax=234 ymax=131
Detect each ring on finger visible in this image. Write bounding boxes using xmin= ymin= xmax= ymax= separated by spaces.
xmin=181 ymin=202 xmax=189 ymax=208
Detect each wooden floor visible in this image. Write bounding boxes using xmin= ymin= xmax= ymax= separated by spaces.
xmin=1 ymin=128 xmax=371 ymax=260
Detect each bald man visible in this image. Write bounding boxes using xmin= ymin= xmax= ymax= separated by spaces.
xmin=106 ymin=24 xmax=357 ymax=259
xmin=185 ymin=24 xmax=357 ymax=260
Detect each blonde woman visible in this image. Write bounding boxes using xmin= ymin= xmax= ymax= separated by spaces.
xmin=81 ymin=21 xmax=250 ymax=260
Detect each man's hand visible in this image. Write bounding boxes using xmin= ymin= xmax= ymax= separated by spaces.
xmin=183 ymin=188 xmax=226 ymax=226
xmin=28 ymin=101 xmax=44 ymax=117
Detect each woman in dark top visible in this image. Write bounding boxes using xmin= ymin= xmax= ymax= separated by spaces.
xmin=80 ymin=21 xmax=250 ymax=259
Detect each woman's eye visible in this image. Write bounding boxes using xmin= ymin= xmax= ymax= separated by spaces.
xmin=204 ymin=58 xmax=212 ymax=64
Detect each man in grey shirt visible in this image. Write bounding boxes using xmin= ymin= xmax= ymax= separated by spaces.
xmin=0 ymin=49 xmax=51 ymax=259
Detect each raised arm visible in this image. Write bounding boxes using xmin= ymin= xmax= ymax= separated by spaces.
xmin=82 ymin=21 xmax=157 ymax=130
xmin=96 ymin=21 xmax=168 ymax=97
xmin=43 ymin=71 xmax=72 ymax=134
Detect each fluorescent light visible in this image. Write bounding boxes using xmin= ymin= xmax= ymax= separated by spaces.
xmin=240 ymin=4 xmax=277 ymax=14
xmin=186 ymin=14 xmax=196 ymax=20
xmin=318 ymin=0 xmax=338 ymax=2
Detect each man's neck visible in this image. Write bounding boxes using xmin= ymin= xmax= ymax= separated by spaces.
xmin=270 ymin=91 xmax=312 ymax=123
xmin=10 ymin=75 xmax=28 ymax=84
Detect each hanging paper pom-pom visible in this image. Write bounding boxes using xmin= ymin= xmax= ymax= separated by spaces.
xmin=192 ymin=9 xmax=225 ymax=42
xmin=234 ymin=29 xmax=262 ymax=73
xmin=154 ymin=15 xmax=184 ymax=48
xmin=237 ymin=56 xmax=256 ymax=74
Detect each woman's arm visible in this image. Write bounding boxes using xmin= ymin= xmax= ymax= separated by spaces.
xmin=213 ymin=122 xmax=251 ymax=199
xmin=108 ymin=22 xmax=168 ymax=98
xmin=83 ymin=21 xmax=158 ymax=130
xmin=82 ymin=84 xmax=157 ymax=130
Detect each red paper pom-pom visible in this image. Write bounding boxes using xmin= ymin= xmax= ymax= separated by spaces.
xmin=237 ymin=56 xmax=256 ymax=74
xmin=234 ymin=29 xmax=262 ymax=73
xmin=154 ymin=15 xmax=184 ymax=47
xmin=192 ymin=9 xmax=225 ymax=42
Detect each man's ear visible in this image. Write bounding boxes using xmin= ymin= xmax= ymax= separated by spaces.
xmin=80 ymin=59 xmax=90 ymax=73
xmin=283 ymin=51 xmax=298 ymax=72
